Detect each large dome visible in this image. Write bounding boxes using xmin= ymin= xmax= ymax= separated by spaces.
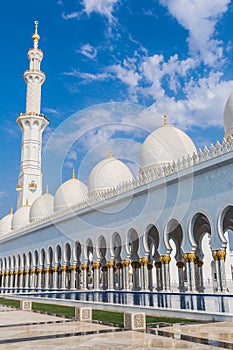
xmin=30 ymin=191 xmax=54 ymax=222
xmin=0 ymin=210 xmax=13 ymax=235
xmin=224 ymin=92 xmax=233 ymax=139
xmin=140 ymin=123 xmax=196 ymax=173
xmin=88 ymin=155 xmax=133 ymax=194
xmin=11 ymin=205 xmax=30 ymax=230
xmin=54 ymin=171 xmax=88 ymax=211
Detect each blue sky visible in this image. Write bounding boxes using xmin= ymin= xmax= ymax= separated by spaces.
xmin=0 ymin=0 xmax=233 ymax=216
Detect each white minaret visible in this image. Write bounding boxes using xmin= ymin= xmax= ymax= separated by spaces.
xmin=16 ymin=21 xmax=49 ymax=208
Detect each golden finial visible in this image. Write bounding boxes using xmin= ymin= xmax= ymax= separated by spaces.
xmin=25 ymin=198 xmax=29 ymax=206
xmin=72 ymin=169 xmax=75 ymax=179
xmin=10 ymin=207 xmax=13 ymax=215
xmin=45 ymin=185 xmax=49 ymax=194
xmin=109 ymin=146 xmax=113 ymax=158
xmin=32 ymin=20 xmax=40 ymax=42
xmin=164 ymin=113 xmax=168 ymax=126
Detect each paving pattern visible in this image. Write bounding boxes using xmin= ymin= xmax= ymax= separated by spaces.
xmin=0 ymin=305 xmax=232 ymax=349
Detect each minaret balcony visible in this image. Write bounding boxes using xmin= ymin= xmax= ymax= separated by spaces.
xmin=16 ymin=112 xmax=49 ymax=122
xmin=16 ymin=184 xmax=22 ymax=191
xmin=28 ymin=181 xmax=37 ymax=192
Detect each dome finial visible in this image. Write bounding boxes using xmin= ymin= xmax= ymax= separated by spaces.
xmin=164 ymin=113 xmax=168 ymax=126
xmin=72 ymin=168 xmax=76 ymax=179
xmin=32 ymin=20 xmax=40 ymax=47
xmin=10 ymin=207 xmax=13 ymax=215
xmin=25 ymin=198 xmax=29 ymax=206
xmin=45 ymin=185 xmax=49 ymax=194
xmin=109 ymin=146 xmax=113 ymax=158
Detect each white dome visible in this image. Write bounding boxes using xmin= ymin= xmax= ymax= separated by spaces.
xmin=54 ymin=175 xmax=88 ymax=211
xmin=88 ymin=156 xmax=133 ymax=194
xmin=11 ymin=205 xmax=30 ymax=230
xmin=224 ymin=92 xmax=233 ymax=139
xmin=0 ymin=211 xmax=13 ymax=235
xmin=30 ymin=192 xmax=54 ymax=222
xmin=140 ymin=124 xmax=196 ymax=172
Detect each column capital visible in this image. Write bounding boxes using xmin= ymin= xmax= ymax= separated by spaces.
xmin=70 ymin=265 xmax=78 ymax=271
xmin=184 ymin=253 xmax=196 ymax=263
xmin=160 ymin=255 xmax=171 ymax=264
xmin=131 ymin=261 xmax=141 ymax=268
xmin=176 ymin=261 xmax=185 ymax=268
xmin=122 ymin=259 xmax=130 ymax=267
xmin=155 ymin=261 xmax=161 ymax=268
xmin=139 ymin=257 xmax=149 ymax=266
xmin=116 ymin=262 xmax=123 ymax=269
xmin=212 ymin=250 xmax=219 ymax=261
xmin=81 ymin=263 xmax=88 ymax=270
xmin=106 ymin=261 xmax=115 ymax=268
xmin=93 ymin=262 xmax=101 ymax=269
xmin=217 ymin=249 xmax=226 ymax=260
xmin=197 ymin=260 xmax=203 ymax=267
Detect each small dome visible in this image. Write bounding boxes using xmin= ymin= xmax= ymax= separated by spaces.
xmin=30 ymin=192 xmax=54 ymax=222
xmin=140 ymin=123 xmax=196 ymax=172
xmin=54 ymin=171 xmax=88 ymax=211
xmin=88 ymin=155 xmax=133 ymax=194
xmin=12 ymin=205 xmax=30 ymax=230
xmin=224 ymin=92 xmax=233 ymax=139
xmin=0 ymin=210 xmax=13 ymax=235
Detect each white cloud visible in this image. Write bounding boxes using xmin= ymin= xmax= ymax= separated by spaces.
xmin=63 ymin=69 xmax=110 ymax=82
xmin=81 ymin=0 xmax=119 ymax=24
xmin=43 ymin=107 xmax=61 ymax=116
xmin=159 ymin=0 xmax=231 ymax=66
xmin=62 ymin=0 xmax=120 ymax=24
xmin=77 ymin=44 xmax=98 ymax=60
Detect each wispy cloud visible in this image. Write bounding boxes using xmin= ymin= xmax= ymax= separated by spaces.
xmin=63 ymin=69 xmax=110 ymax=82
xmin=77 ymin=43 xmax=98 ymax=60
xmin=62 ymin=0 xmax=120 ymax=24
xmin=159 ymin=0 xmax=231 ymax=66
xmin=43 ymin=107 xmax=61 ymax=116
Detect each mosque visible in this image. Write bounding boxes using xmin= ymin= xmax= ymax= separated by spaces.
xmin=1 ymin=22 xmax=233 ymax=295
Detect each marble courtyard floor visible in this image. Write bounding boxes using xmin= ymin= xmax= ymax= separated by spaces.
xmin=0 ymin=305 xmax=232 ymax=349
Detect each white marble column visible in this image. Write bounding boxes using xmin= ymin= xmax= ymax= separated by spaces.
xmin=176 ymin=262 xmax=185 ymax=292
xmin=1 ymin=271 xmax=5 ymax=289
xmin=140 ymin=258 xmax=149 ymax=291
xmin=61 ymin=266 xmax=67 ymax=289
xmin=37 ymin=267 xmax=43 ymax=290
xmin=197 ymin=260 xmax=204 ymax=292
xmin=131 ymin=262 xmax=141 ymax=291
xmin=107 ymin=261 xmax=115 ymax=290
xmin=44 ymin=267 xmax=50 ymax=290
xmin=25 ymin=269 xmax=30 ymax=290
xmin=14 ymin=271 xmax=19 ymax=290
xmin=155 ymin=262 xmax=162 ymax=291
xmin=102 ymin=266 xmax=108 ymax=290
xmin=31 ymin=268 xmax=36 ymax=289
xmin=70 ymin=265 xmax=77 ymax=290
xmin=160 ymin=256 xmax=171 ymax=291
xmin=212 ymin=250 xmax=221 ymax=292
xmin=122 ymin=260 xmax=130 ymax=290
xmin=148 ymin=264 xmax=153 ymax=291
xmin=81 ymin=264 xmax=88 ymax=290
xmin=52 ymin=266 xmax=58 ymax=289
xmin=116 ymin=263 xmax=123 ymax=290
xmin=19 ymin=270 xmax=24 ymax=290
xmin=93 ymin=262 xmax=101 ymax=290
xmin=9 ymin=271 xmax=13 ymax=290
xmin=218 ymin=250 xmax=227 ymax=292
xmin=184 ymin=253 xmax=197 ymax=292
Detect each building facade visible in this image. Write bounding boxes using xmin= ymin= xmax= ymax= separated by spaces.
xmin=1 ymin=23 xmax=233 ymax=295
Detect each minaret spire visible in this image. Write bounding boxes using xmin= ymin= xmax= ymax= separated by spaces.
xmin=16 ymin=21 xmax=49 ymax=208
xmin=32 ymin=21 xmax=40 ymax=49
